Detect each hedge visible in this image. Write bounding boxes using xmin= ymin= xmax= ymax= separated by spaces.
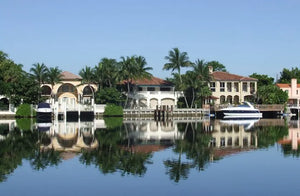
xmin=103 ymin=104 xmax=123 ymax=117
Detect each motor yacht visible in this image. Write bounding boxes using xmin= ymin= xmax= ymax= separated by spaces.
xmin=37 ymin=102 xmax=52 ymax=122
xmin=220 ymin=102 xmax=262 ymax=118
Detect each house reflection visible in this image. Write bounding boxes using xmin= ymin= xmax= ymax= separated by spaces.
xmin=0 ymin=120 xmax=16 ymax=140
xmin=205 ymin=119 xmax=259 ymax=161
xmin=210 ymin=119 xmax=258 ymax=148
xmin=278 ymin=120 xmax=300 ymax=150
xmin=38 ymin=120 xmax=100 ymax=153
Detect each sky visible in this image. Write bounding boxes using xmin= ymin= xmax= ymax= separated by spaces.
xmin=1 ymin=0 xmax=300 ymax=80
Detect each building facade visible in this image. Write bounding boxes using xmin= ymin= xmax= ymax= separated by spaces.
xmin=41 ymin=71 xmax=97 ymax=110
xmin=276 ymin=78 xmax=300 ymax=106
xmin=126 ymin=76 xmax=183 ymax=109
xmin=208 ymin=66 xmax=258 ymax=105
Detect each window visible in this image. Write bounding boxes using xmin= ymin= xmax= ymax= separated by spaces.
xmin=243 ymin=82 xmax=248 ymax=92
xmin=210 ymin=82 xmax=216 ymax=92
xmin=220 ymin=82 xmax=225 ymax=92
xmin=227 ymin=82 xmax=232 ymax=92
xmin=160 ymin=87 xmax=171 ymax=91
xmin=62 ymin=85 xmax=69 ymax=92
xmin=147 ymin=87 xmax=155 ymax=91
xmin=234 ymin=82 xmax=239 ymax=92
xmin=250 ymin=83 xmax=255 ymax=93
xmin=138 ymin=87 xmax=143 ymax=91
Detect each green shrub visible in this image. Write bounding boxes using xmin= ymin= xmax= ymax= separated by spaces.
xmin=103 ymin=104 xmax=123 ymax=117
xmin=95 ymin=87 xmax=125 ymax=105
xmin=16 ymin=104 xmax=36 ymax=117
xmin=104 ymin=117 xmax=123 ymax=129
xmin=16 ymin=118 xmax=35 ymax=131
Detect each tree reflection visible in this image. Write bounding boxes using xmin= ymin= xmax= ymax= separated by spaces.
xmin=0 ymin=118 xmax=291 ymax=183
xmin=257 ymin=126 xmax=288 ymax=148
xmin=0 ymin=128 xmax=38 ymax=182
xmin=164 ymin=122 xmax=212 ymax=183
xmin=80 ymin=120 xmax=152 ymax=176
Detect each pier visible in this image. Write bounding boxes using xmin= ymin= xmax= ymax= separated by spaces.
xmin=123 ymin=105 xmax=210 ymax=120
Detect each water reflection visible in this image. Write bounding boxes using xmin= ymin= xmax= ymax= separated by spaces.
xmin=0 ymin=117 xmax=293 ymax=183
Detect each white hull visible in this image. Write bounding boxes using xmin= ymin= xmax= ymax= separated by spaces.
xmin=37 ymin=108 xmax=52 ymax=113
xmin=223 ymin=113 xmax=262 ymax=118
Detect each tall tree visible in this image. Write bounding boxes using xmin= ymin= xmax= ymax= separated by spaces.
xmin=79 ymin=66 xmax=95 ymax=101
xmin=30 ymin=63 xmax=48 ymax=87
xmin=134 ymin=55 xmax=152 ymax=80
xmin=278 ymin=67 xmax=300 ymax=83
xmin=163 ymin=48 xmax=191 ymax=83
xmin=46 ymin=67 xmax=62 ymax=97
xmin=249 ymin=73 xmax=274 ymax=87
xmin=30 ymin=63 xmax=48 ymax=103
xmin=94 ymin=58 xmax=119 ymax=89
xmin=206 ymin=61 xmax=227 ymax=72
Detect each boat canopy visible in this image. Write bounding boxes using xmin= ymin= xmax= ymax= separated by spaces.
xmin=38 ymin=102 xmax=51 ymax=108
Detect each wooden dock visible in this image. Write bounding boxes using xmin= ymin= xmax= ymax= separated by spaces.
xmin=123 ymin=106 xmax=210 ymax=120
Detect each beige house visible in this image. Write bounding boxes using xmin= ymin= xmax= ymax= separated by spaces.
xmin=208 ymin=67 xmax=258 ymax=105
xmin=41 ymin=71 xmax=97 ymax=109
xmin=276 ymin=78 xmax=300 ymax=106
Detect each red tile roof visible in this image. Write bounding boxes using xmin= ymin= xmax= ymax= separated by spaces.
xmin=61 ymin=71 xmax=82 ymax=80
xmin=211 ymin=71 xmax=257 ymax=81
xmin=276 ymin=83 xmax=300 ymax=88
xmin=123 ymin=76 xmax=173 ymax=86
xmin=122 ymin=145 xmax=169 ymax=154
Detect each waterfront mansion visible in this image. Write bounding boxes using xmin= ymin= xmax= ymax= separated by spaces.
xmin=41 ymin=71 xmax=98 ymax=108
xmin=208 ymin=66 xmax=258 ymax=105
xmin=276 ymin=78 xmax=300 ymax=106
xmin=124 ymin=76 xmax=183 ymax=109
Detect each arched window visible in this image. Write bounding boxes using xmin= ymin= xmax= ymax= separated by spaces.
xmin=83 ymin=86 xmax=94 ymax=96
xmin=0 ymin=98 xmax=9 ymax=111
xmin=227 ymin=95 xmax=232 ymax=104
xmin=220 ymin=96 xmax=226 ymax=104
xmin=234 ymin=96 xmax=239 ymax=104
xmin=41 ymin=86 xmax=51 ymax=96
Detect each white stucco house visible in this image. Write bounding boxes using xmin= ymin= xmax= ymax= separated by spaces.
xmin=124 ymin=76 xmax=183 ymax=109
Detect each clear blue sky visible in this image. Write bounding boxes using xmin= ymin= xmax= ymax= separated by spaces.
xmin=1 ymin=0 xmax=300 ymax=80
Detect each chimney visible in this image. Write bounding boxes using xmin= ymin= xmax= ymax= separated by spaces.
xmin=208 ymin=66 xmax=213 ymax=74
xmin=291 ymin=78 xmax=297 ymax=97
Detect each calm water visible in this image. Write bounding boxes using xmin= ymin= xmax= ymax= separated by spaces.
xmin=0 ymin=117 xmax=300 ymax=195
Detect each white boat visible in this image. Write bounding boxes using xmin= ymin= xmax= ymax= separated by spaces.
xmin=37 ymin=103 xmax=52 ymax=122
xmin=220 ymin=102 xmax=262 ymax=118
xmin=220 ymin=118 xmax=260 ymax=130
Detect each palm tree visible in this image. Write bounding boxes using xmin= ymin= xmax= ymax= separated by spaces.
xmin=192 ymin=59 xmax=211 ymax=83
xmin=30 ymin=63 xmax=48 ymax=102
xmin=135 ymin=56 xmax=152 ymax=80
xmin=118 ymin=56 xmax=137 ymax=108
xmin=163 ymin=48 xmax=191 ymax=83
xmin=46 ymin=66 xmax=62 ymax=98
xmin=30 ymin=63 xmax=48 ymax=86
xmin=95 ymin=58 xmax=119 ymax=89
xmin=119 ymin=56 xmax=153 ymax=108
xmin=79 ymin=66 xmax=95 ymax=103
xmin=192 ymin=59 xmax=212 ymax=107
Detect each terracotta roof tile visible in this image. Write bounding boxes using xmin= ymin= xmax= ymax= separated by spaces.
xmin=211 ymin=71 xmax=257 ymax=81
xmin=123 ymin=76 xmax=173 ymax=86
xmin=276 ymin=83 xmax=300 ymax=88
xmin=61 ymin=71 xmax=82 ymax=80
